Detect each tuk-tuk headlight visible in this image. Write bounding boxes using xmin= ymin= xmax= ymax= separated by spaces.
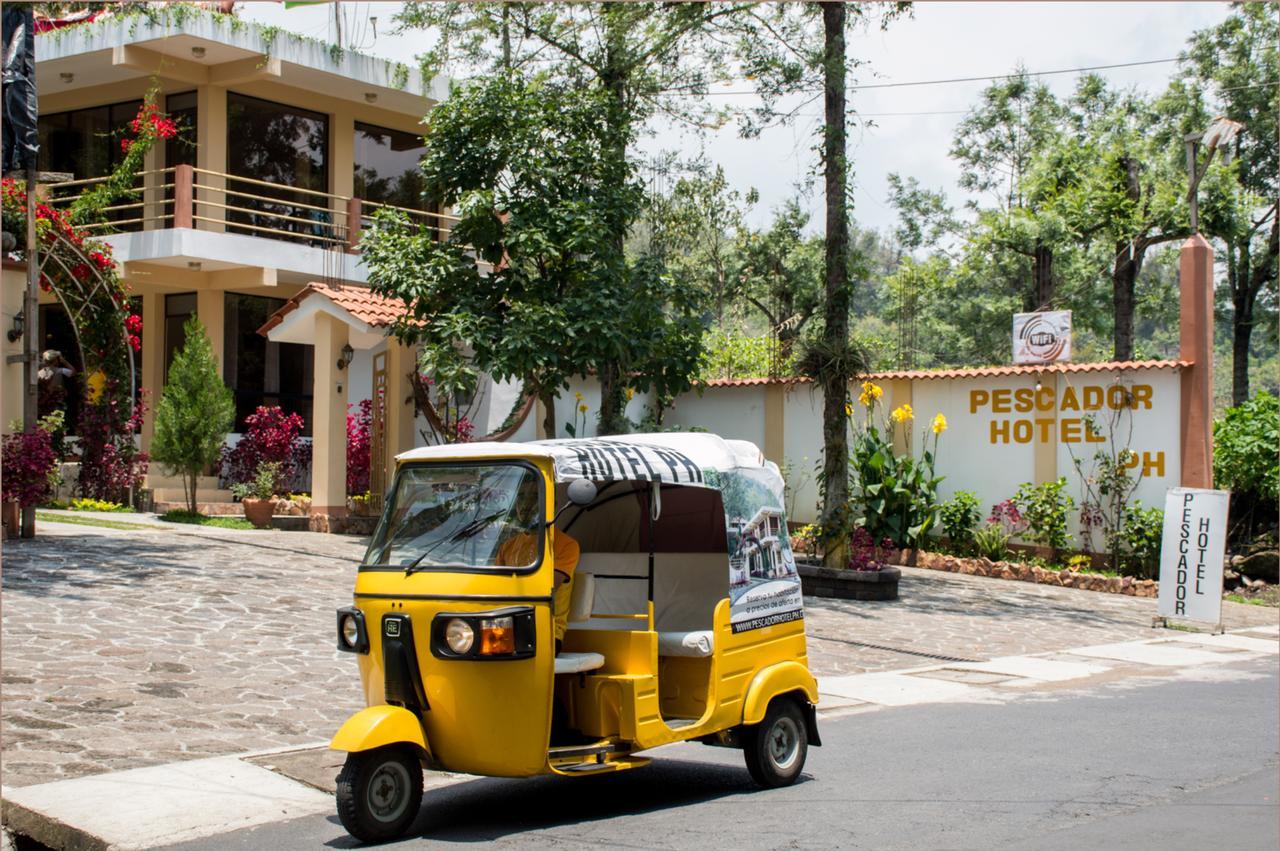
xmin=479 ymin=616 xmax=515 ymax=655
xmin=335 ymin=607 xmax=368 ymax=654
xmin=444 ymin=618 xmax=475 ymax=655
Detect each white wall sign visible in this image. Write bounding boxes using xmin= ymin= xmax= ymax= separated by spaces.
xmin=1013 ymin=311 xmax=1072 ymax=364
xmin=1157 ymin=488 xmax=1229 ymax=625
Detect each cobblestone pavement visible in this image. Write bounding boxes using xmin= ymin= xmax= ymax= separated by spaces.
xmin=803 ymin=565 xmax=1279 ymax=676
xmin=3 ymin=521 xmax=1276 ymax=788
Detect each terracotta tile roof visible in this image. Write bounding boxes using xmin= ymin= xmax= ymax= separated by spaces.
xmin=700 ymin=360 xmax=1189 ymax=387
xmin=257 ymin=283 xmax=415 ymax=336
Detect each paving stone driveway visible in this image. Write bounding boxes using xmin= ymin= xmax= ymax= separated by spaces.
xmin=3 ymin=520 xmax=1275 ymax=788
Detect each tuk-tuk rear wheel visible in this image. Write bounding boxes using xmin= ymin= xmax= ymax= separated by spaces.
xmin=743 ymin=698 xmax=808 ymax=788
xmin=336 ymin=744 xmax=424 ymax=843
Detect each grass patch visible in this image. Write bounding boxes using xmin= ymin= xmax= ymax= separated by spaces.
xmin=34 ymin=511 xmax=155 ymax=531
xmin=159 ymin=510 xmax=256 ymax=530
xmin=1225 ymin=593 xmax=1272 ymax=607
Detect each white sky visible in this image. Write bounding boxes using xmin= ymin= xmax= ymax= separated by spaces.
xmin=241 ymin=1 xmax=1231 ymax=237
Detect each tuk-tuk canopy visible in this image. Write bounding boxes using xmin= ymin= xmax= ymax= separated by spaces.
xmin=396 ymin=433 xmax=781 ymax=490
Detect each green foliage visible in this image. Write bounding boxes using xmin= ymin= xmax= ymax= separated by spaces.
xmin=230 ymin=462 xmax=281 ymax=502
xmin=69 ymin=497 xmax=130 ymax=513
xmin=973 ymin=522 xmax=1011 ymax=561
xmin=1214 ymin=391 xmax=1279 ymax=540
xmin=151 ymin=317 xmax=235 ymax=514
xmin=1118 ymin=502 xmax=1164 ymax=579
xmin=159 ymin=510 xmax=254 ymax=530
xmin=1215 ymin=391 xmax=1279 ymax=502
xmin=938 ymin=491 xmax=982 ymax=549
xmin=1013 ymin=478 xmax=1076 ymax=553
xmin=848 ymin=384 xmax=945 ymax=549
xmin=697 ymin=330 xmax=776 ymax=381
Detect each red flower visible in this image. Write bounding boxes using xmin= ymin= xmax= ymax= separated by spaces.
xmin=125 ymin=314 xmax=143 ymax=334
xmin=90 ymin=251 xmax=113 ymax=271
xmin=128 ymin=334 xmax=141 ymax=352
xmin=71 ymin=263 xmax=91 ymax=280
xmin=120 ymin=138 xmax=132 ymax=154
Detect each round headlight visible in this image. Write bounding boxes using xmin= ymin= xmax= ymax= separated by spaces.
xmin=340 ymin=614 xmax=360 ymax=648
xmin=445 ymin=618 xmax=475 ymax=655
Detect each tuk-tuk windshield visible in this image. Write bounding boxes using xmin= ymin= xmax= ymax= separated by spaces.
xmin=364 ymin=463 xmax=544 ymax=571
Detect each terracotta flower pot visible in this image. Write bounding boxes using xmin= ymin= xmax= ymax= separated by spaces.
xmin=242 ymin=497 xmax=275 ymax=529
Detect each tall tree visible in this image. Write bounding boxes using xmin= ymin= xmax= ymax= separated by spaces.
xmin=399 ymin=2 xmax=749 ymax=432
xmin=362 ymin=74 xmax=642 ymax=440
xmin=1177 ymin=4 xmax=1278 ymax=402
xmin=731 ymin=199 xmax=823 ymax=362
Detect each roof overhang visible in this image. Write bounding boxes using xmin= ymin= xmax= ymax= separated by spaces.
xmin=36 ymin=9 xmax=448 ymax=115
xmin=260 ymin=284 xmax=387 ymax=348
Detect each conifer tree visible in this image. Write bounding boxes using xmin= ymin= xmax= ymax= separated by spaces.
xmin=151 ymin=316 xmax=234 ymax=514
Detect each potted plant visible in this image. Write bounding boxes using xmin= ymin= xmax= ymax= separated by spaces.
xmin=232 ymin=461 xmax=281 ymax=529
xmin=2 ymin=425 xmax=59 ymax=539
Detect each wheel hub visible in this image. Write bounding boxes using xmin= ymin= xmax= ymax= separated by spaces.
xmin=768 ymin=716 xmax=800 ymax=771
xmin=367 ymin=761 xmax=411 ymax=822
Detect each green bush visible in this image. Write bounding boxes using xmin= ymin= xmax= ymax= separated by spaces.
xmin=151 ymin=316 xmax=235 ymax=514
xmin=973 ymin=522 xmax=1010 ymax=561
xmin=70 ymin=497 xmax=131 ymax=513
xmin=939 ymin=491 xmax=981 ymax=549
xmin=1118 ymin=502 xmax=1164 ymax=579
xmin=1013 ymin=478 xmax=1075 ymax=553
xmin=230 ymin=461 xmax=281 ymax=502
xmin=1214 ymin=392 xmax=1278 ymax=540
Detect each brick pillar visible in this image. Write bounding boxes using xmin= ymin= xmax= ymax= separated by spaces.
xmin=1178 ymin=234 xmax=1214 ymax=488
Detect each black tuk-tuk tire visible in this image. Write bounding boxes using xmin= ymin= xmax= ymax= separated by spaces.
xmin=336 ymin=745 xmax=424 ymax=843
xmin=742 ymin=698 xmax=808 ymax=788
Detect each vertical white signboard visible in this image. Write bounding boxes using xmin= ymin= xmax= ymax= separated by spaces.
xmin=1157 ymin=488 xmax=1229 ymax=626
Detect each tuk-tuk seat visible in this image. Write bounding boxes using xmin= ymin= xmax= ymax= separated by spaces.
xmin=657 ymin=630 xmax=714 ymax=658
xmin=555 ymin=652 xmax=605 ymax=674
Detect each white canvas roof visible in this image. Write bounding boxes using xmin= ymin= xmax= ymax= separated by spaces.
xmin=396 ymin=433 xmax=780 ymax=488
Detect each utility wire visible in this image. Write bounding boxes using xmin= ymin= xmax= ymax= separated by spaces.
xmin=689 ymin=57 xmax=1181 ymax=96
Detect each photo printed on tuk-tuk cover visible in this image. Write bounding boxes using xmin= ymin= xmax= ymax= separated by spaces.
xmin=706 ymin=467 xmax=804 ymax=634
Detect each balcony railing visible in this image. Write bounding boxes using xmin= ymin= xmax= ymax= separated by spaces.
xmin=44 ymin=164 xmax=458 ymax=252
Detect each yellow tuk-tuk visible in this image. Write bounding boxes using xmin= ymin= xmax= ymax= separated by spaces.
xmin=331 ymin=433 xmax=820 ymax=842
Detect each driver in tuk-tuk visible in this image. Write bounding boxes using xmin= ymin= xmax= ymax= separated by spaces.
xmin=498 ymin=481 xmax=579 ymax=655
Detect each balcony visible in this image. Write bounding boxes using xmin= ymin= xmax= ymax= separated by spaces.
xmin=44 ymin=164 xmax=457 ymax=284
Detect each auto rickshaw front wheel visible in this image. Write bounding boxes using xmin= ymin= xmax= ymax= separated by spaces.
xmin=336 ymin=744 xmax=424 ymax=843
xmin=742 ymin=698 xmax=808 ymax=788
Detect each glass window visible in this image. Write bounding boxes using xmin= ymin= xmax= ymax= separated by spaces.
xmin=164 ymin=91 xmax=198 ymax=169
xmin=365 ymin=464 xmax=544 ymax=570
xmin=354 ymin=122 xmax=439 ymax=239
xmin=39 ymin=99 xmax=144 ymax=228
xmin=164 ymin=293 xmax=197 ymax=385
xmin=222 ymin=293 xmax=314 ymax=433
xmin=226 ymin=92 xmax=330 ymax=243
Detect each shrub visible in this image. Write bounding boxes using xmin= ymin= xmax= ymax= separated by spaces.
xmin=1214 ymin=391 xmax=1278 ymax=541
xmin=939 ymin=491 xmax=981 ymax=550
xmin=77 ymin=385 xmax=149 ymax=503
xmin=973 ymin=523 xmax=1010 ymax=561
xmin=152 ymin=317 xmax=234 ymax=514
xmin=2 ymin=427 xmax=58 ymax=508
xmin=848 ymin=383 xmax=947 ymax=549
xmin=1118 ymin=502 xmax=1164 ymax=579
xmin=70 ymin=497 xmax=129 ymax=512
xmin=221 ymin=405 xmax=305 ymax=494
xmin=847 ymin=526 xmax=892 ymax=571
xmin=347 ymin=399 xmax=372 ymax=496
xmin=1013 ymin=478 xmax=1075 ymax=554
xmin=231 ymin=462 xmax=281 ymax=502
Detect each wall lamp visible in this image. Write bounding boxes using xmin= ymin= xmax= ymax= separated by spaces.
xmin=7 ymin=310 xmax=24 ymax=343
xmin=337 ymin=343 xmax=354 ymax=371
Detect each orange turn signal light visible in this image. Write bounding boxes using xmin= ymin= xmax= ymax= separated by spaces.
xmin=479 ymin=616 xmax=516 ymax=655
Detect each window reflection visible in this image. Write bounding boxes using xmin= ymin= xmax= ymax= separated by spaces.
xmin=225 ymin=92 xmax=330 ymax=245
xmin=222 ymin=293 xmax=314 ymax=434
xmin=353 ymin=122 xmax=439 ymax=237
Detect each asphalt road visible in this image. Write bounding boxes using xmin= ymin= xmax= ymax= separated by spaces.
xmin=164 ymin=659 xmax=1278 ymax=850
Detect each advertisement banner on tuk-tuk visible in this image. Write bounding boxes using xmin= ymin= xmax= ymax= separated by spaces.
xmin=707 ymin=467 xmax=804 ymax=633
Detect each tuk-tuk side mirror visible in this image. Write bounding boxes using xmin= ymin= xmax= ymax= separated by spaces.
xmin=566 ymin=479 xmax=598 ymax=507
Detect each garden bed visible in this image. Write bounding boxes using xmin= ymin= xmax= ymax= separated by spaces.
xmin=911 ymin=549 xmax=1158 ymax=597
xmin=797 ymin=562 xmax=900 ymax=601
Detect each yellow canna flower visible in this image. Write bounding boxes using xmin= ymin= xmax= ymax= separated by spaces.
xmin=844 ymin=402 xmax=853 ymax=418
xmin=574 ymin=391 xmax=584 ymax=401
xmin=931 ymin=413 xmax=948 ymax=435
xmin=890 ymin=403 xmax=914 ymax=423
xmin=625 ymin=387 xmax=635 ymax=401
xmin=579 ymin=403 xmax=589 ymax=413
xmin=859 ymin=381 xmax=883 ymax=407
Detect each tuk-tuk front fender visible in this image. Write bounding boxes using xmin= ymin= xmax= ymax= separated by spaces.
xmin=742 ymin=661 xmax=819 ymax=727
xmin=330 ymin=705 xmax=431 ymax=761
